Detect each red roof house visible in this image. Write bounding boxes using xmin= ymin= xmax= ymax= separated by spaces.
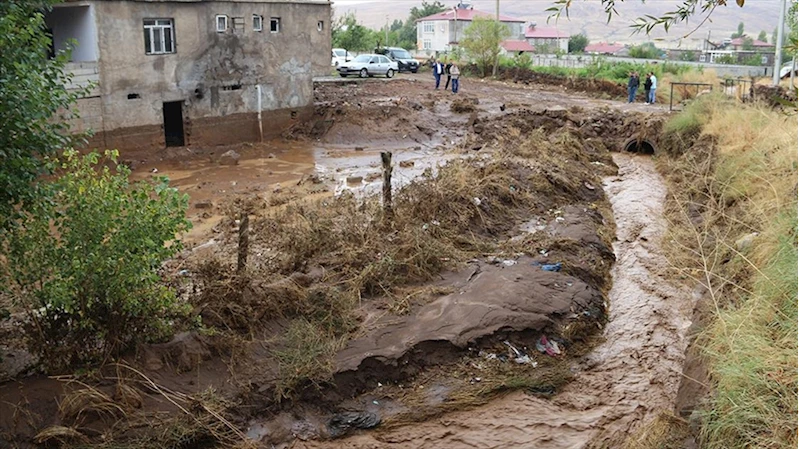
xmin=584 ymin=42 xmax=625 ymax=55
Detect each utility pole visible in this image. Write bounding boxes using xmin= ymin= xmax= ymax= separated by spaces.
xmin=772 ymin=0 xmax=787 ymax=86
xmin=492 ymin=0 xmax=499 ymax=77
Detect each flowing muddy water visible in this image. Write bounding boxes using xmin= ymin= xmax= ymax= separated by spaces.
xmin=295 ymin=152 xmax=695 ymax=449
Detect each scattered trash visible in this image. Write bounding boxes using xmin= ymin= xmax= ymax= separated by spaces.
xmin=501 ymin=259 xmax=517 ymax=267
xmin=503 ymin=341 xmax=538 ymax=366
xmin=555 ymin=216 xmax=565 ymax=222
xmin=151 ymin=168 xmax=158 ymax=173
xmin=472 ymin=197 xmax=482 ymax=206
xmin=470 ymin=377 xmax=482 ymax=384
xmin=372 ymin=400 xmax=379 ymax=405
xmin=540 ymin=262 xmax=562 ymax=272
xmin=536 ymin=335 xmax=562 ymax=356
xmin=178 ymin=269 xmax=190 ymax=276
xmin=377 ymin=382 xmax=383 ymax=388
xmin=584 ymin=182 xmax=595 ymax=190
xmin=538 ymin=249 xmax=549 ymax=257
xmin=327 ymin=412 xmax=381 ymax=438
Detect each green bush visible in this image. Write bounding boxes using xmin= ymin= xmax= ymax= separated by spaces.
xmin=1 ymin=150 xmax=192 ymax=371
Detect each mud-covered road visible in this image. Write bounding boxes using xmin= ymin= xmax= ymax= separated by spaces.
xmin=295 ymin=153 xmax=694 ymax=449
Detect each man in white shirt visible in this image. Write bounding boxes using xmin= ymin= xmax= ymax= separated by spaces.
xmin=648 ymin=72 xmax=658 ymax=104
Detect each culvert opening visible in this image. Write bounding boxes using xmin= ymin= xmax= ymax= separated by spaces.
xmin=623 ymin=138 xmax=655 ymax=154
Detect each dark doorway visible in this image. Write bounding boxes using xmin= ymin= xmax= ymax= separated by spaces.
xmin=163 ymin=101 xmax=185 ymax=147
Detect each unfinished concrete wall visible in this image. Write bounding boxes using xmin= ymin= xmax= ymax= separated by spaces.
xmin=91 ymin=0 xmax=331 ymax=150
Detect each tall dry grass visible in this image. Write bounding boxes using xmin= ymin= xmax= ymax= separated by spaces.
xmin=657 ymin=94 xmax=798 ymax=449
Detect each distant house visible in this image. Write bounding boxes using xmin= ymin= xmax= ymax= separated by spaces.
xmin=500 ymin=40 xmax=535 ymax=56
xmin=584 ymin=42 xmax=625 ymax=55
xmin=729 ymin=36 xmax=774 ymax=51
xmin=523 ymin=23 xmax=568 ymax=53
xmin=416 ymin=2 xmax=525 ymax=53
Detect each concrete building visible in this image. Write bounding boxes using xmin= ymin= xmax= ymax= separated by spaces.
xmin=523 ymin=24 xmax=568 ymax=54
xmin=416 ymin=2 xmax=525 ymax=54
xmin=46 ymin=0 xmax=331 ymax=151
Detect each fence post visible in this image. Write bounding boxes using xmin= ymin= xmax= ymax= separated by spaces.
xmin=237 ymin=214 xmax=249 ymax=273
xmin=381 ymin=151 xmax=393 ymax=219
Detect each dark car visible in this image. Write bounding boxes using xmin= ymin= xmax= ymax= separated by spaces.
xmin=375 ymin=47 xmax=419 ymax=73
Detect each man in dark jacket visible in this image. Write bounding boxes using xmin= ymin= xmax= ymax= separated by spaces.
xmin=627 ymin=71 xmax=639 ymax=103
xmin=644 ymin=73 xmax=653 ymax=104
xmin=444 ymin=60 xmax=453 ymax=90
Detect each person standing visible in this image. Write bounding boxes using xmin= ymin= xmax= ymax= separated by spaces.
xmin=433 ymin=59 xmax=444 ymax=89
xmin=627 ymin=71 xmax=639 ymax=103
xmin=444 ymin=60 xmax=453 ymax=91
xmin=644 ymin=73 xmax=653 ymax=104
xmin=450 ymin=62 xmax=461 ymax=93
xmin=648 ymin=72 xmax=658 ymax=104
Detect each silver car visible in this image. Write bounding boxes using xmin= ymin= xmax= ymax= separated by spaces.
xmin=337 ymin=54 xmax=399 ymax=78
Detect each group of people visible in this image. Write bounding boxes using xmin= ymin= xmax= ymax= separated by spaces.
xmin=627 ymin=71 xmax=658 ymax=104
xmin=431 ymin=58 xmax=461 ymax=93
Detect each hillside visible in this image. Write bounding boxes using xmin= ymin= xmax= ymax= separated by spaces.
xmin=334 ymin=0 xmax=783 ymax=48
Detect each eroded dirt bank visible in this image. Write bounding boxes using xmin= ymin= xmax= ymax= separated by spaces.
xmin=295 ymin=153 xmax=694 ymax=449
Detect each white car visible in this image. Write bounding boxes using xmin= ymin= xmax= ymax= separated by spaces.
xmin=780 ymin=61 xmax=797 ymax=79
xmin=337 ymin=54 xmax=399 ymax=78
xmin=331 ymin=48 xmax=354 ymax=67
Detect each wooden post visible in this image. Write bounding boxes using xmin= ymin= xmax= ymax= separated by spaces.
xmin=381 ymin=151 xmax=393 ymax=219
xmin=237 ymin=214 xmax=249 ymax=273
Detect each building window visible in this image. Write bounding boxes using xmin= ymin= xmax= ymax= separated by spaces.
xmin=317 ymin=20 xmax=324 ymax=32
xmin=270 ymin=17 xmax=280 ymax=33
xmin=699 ymin=54 xmax=706 ymax=62
xmin=423 ymin=39 xmax=431 ymax=49
xmin=253 ymin=15 xmax=263 ymax=31
xmin=761 ymin=55 xmax=768 ymax=64
xmin=423 ymin=22 xmax=434 ymax=33
xmin=232 ymin=17 xmax=245 ymax=32
xmin=144 ymin=19 xmax=175 ymax=54
xmin=215 ymin=15 xmax=227 ymax=32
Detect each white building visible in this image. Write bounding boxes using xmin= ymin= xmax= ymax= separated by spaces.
xmin=416 ymin=3 xmax=525 ymax=54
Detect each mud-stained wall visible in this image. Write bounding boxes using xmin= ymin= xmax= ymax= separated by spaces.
xmin=89 ymin=0 xmax=330 ymax=149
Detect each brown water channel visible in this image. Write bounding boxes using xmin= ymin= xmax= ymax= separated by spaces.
xmin=292 ymin=152 xmax=696 ymax=449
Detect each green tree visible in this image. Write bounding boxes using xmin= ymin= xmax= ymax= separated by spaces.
xmin=731 ymin=21 xmax=745 ymax=38
xmin=741 ymin=36 xmax=755 ymax=51
xmin=461 ymin=17 xmax=511 ymax=77
xmin=787 ymin=1 xmax=798 ymax=58
xmin=332 ymin=12 xmax=378 ymax=51
xmin=409 ymin=1 xmax=446 ymax=21
xmin=629 ymin=42 xmax=661 ymax=59
xmin=757 ymin=30 xmax=768 ymax=42
xmin=680 ymin=50 xmax=698 ymax=61
xmin=772 ymin=27 xmax=778 ymax=44
xmin=568 ymin=34 xmax=589 ymax=53
xmin=1 ymin=150 xmax=191 ymax=371
xmin=0 ymin=0 xmax=90 ymax=229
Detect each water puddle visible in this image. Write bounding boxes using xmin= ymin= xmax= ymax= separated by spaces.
xmin=293 ymin=152 xmax=695 ymax=448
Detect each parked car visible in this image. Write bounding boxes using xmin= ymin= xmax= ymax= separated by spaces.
xmin=337 ymin=54 xmax=398 ymax=78
xmin=331 ymin=48 xmax=354 ymax=67
xmin=780 ymin=61 xmax=797 ymax=79
xmin=375 ymin=47 xmax=419 ymax=73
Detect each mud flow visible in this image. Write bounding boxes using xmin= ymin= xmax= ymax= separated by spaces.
xmin=1 ymin=77 xmax=691 ymax=449
xmin=289 ymin=153 xmax=695 ymax=449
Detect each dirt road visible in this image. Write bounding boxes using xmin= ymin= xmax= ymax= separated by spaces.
xmin=294 ymin=153 xmax=694 ymax=449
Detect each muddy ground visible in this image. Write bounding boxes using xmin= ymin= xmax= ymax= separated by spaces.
xmin=0 ymin=75 xmax=693 ymax=449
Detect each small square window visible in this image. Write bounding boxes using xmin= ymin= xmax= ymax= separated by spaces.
xmin=270 ymin=17 xmax=280 ymax=33
xmin=216 ymin=15 xmax=227 ymax=32
xmin=253 ymin=15 xmax=263 ymax=32
xmin=232 ymin=17 xmax=244 ymax=33
xmin=317 ymin=21 xmax=324 ymax=32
